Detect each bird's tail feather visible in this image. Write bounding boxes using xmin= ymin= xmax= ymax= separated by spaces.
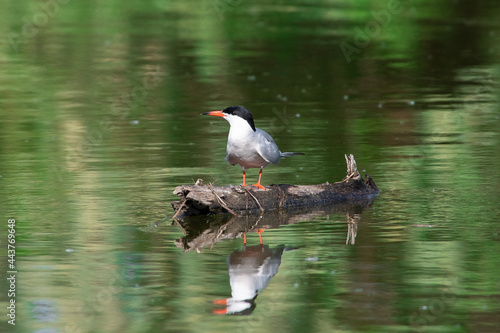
xmin=281 ymin=152 xmax=305 ymax=157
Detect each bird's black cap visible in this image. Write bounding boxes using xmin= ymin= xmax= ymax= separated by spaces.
xmin=223 ymin=105 xmax=256 ymax=132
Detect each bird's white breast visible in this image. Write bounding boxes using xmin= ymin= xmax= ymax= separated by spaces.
xmin=224 ymin=115 xmax=270 ymax=169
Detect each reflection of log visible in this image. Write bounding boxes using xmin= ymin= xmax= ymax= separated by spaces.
xmin=171 ymin=154 xmax=379 ymax=217
xmin=174 ymin=199 xmax=373 ymax=252
xmin=346 ymin=212 xmax=361 ymax=245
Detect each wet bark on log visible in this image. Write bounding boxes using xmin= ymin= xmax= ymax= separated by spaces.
xmin=171 ymin=154 xmax=379 ymax=217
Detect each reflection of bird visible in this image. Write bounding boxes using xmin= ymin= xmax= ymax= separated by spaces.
xmin=213 ymin=230 xmax=285 ymax=315
xmin=202 ymin=105 xmax=304 ymax=190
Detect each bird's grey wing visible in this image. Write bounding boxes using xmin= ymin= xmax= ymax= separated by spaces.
xmin=255 ymin=128 xmax=281 ymax=164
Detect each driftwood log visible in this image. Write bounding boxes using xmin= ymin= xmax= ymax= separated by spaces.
xmin=171 ymin=155 xmax=379 ymax=217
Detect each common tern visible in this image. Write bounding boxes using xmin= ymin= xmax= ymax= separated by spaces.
xmin=202 ymin=105 xmax=304 ymax=189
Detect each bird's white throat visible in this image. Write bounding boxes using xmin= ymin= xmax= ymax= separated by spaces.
xmin=224 ymin=114 xmax=256 ymax=143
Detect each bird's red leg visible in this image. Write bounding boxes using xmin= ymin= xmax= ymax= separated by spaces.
xmin=252 ymin=167 xmax=265 ymax=190
xmin=242 ymin=169 xmax=247 ymax=187
xmin=257 ymin=228 xmax=265 ymax=245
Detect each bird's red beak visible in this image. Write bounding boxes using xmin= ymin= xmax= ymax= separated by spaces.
xmin=202 ymin=110 xmax=225 ymax=117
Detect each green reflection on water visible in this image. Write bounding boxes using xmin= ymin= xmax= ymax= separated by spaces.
xmin=1 ymin=0 xmax=499 ymax=332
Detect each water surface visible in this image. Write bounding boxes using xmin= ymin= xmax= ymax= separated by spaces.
xmin=1 ymin=1 xmax=499 ymax=332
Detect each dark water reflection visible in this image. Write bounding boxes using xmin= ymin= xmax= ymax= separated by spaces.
xmin=1 ymin=0 xmax=500 ymax=332
xmin=177 ymin=205 xmax=367 ymax=318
